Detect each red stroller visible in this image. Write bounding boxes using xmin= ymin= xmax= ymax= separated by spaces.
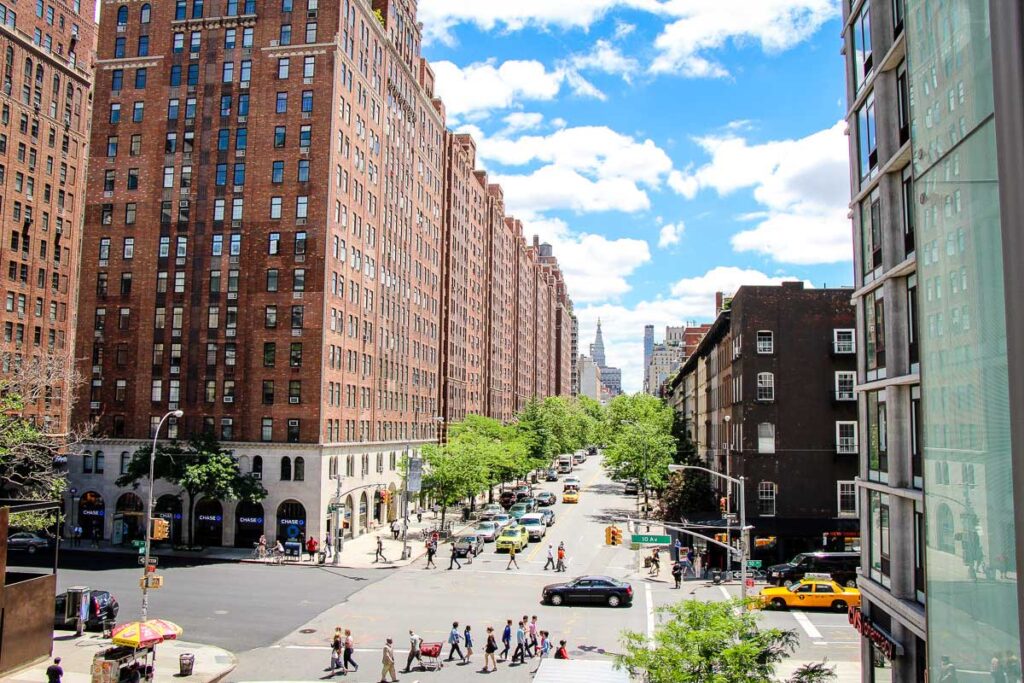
xmin=419 ymin=641 xmax=444 ymax=671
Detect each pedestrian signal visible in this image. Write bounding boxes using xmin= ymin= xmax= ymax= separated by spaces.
xmin=151 ymin=517 xmax=170 ymax=541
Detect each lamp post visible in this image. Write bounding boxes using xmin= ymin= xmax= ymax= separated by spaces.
xmin=141 ymin=409 xmax=183 ymax=621
xmin=669 ymin=463 xmax=749 ymax=601
xmin=723 ymin=414 xmax=732 ymax=577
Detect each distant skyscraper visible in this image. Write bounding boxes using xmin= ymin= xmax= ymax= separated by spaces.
xmin=587 ymin=319 xmax=620 ymax=398
xmin=643 ymin=325 xmax=654 ymax=371
xmin=590 ymin=319 xmax=607 ymax=367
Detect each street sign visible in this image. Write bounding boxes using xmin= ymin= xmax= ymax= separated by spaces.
xmin=408 ymin=458 xmax=423 ymax=493
xmin=137 ymin=556 xmax=158 ymax=567
xmin=746 ymin=559 xmax=762 ymax=568
xmin=631 ymin=534 xmax=671 ymax=545
xmin=131 ymin=540 xmax=146 ymax=549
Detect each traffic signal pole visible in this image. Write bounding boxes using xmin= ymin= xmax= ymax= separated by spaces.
xmin=141 ymin=409 xmax=182 ymax=621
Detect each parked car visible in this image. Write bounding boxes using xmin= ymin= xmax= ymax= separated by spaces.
xmin=562 ymin=490 xmax=579 ymax=504
xmin=479 ymin=503 xmax=504 ymax=521
xmin=492 ymin=513 xmax=513 ymax=530
xmin=542 ymin=576 xmax=633 ymax=607
xmin=539 ymin=508 xmax=556 ymax=526
xmin=54 ymin=590 xmax=119 ymax=631
xmin=8 ymin=532 xmax=52 ymax=553
xmin=623 ymin=480 xmax=639 ymax=496
xmin=509 ymin=502 xmax=529 ymax=519
xmin=514 ymin=485 xmax=532 ymax=500
xmin=535 ymin=491 xmax=556 ymax=507
xmin=545 ymin=469 xmax=559 ymax=481
xmin=498 ymin=491 xmax=517 ymax=509
xmin=496 ymin=526 xmax=528 ymax=552
xmin=474 ymin=521 xmax=499 ymax=542
xmin=520 ymin=498 xmax=538 ymax=512
xmin=453 ymin=534 xmax=485 ymax=558
xmin=766 ymin=552 xmax=860 ymax=587
xmin=519 ymin=513 xmax=547 ymax=541
xmin=758 ymin=578 xmax=861 ymax=611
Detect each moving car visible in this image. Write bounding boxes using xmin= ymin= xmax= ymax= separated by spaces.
xmin=520 ymin=498 xmax=538 ymax=512
xmin=474 ymin=521 xmax=499 ymax=542
xmin=545 ymin=469 xmax=559 ymax=481
xmin=758 ymin=578 xmax=861 ymax=611
xmin=8 ymin=532 xmax=52 ymax=553
xmin=509 ymin=502 xmax=529 ymax=519
xmin=623 ymin=480 xmax=639 ymax=496
xmin=479 ymin=503 xmax=504 ymax=521
xmin=519 ymin=513 xmax=547 ymax=541
xmin=587 ymin=446 xmax=598 ymax=455
xmin=539 ymin=508 xmax=556 ymax=526
xmin=514 ymin=485 xmax=533 ymax=500
xmin=54 ymin=590 xmax=119 ymax=631
xmin=535 ymin=491 xmax=556 ymax=507
xmin=766 ymin=551 xmax=860 ymax=587
xmin=572 ymin=452 xmax=585 ymax=464
xmin=542 ymin=576 xmax=633 ymax=607
xmin=496 ymin=526 xmax=528 ymax=552
xmin=453 ymin=534 xmax=485 ymax=558
xmin=563 ymin=477 xmax=581 ymax=490
xmin=492 ymin=513 xmax=513 ymax=530
xmin=498 ymin=490 xmax=517 ymax=509
xmin=563 ymin=490 xmax=579 ymax=504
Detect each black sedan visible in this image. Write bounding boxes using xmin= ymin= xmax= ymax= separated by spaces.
xmin=545 ymin=469 xmax=559 ymax=481
xmin=453 ymin=534 xmax=484 ymax=558
xmin=535 ymin=491 xmax=556 ymax=506
xmin=54 ymin=590 xmax=119 ymax=631
xmin=542 ymin=576 xmax=633 ymax=607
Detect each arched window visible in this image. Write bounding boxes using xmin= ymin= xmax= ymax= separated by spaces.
xmin=280 ymin=456 xmax=291 ymax=481
xmin=756 ymin=372 xmax=775 ymax=402
xmin=252 ymin=455 xmax=263 ymax=477
xmin=116 ymin=5 xmax=128 ymax=24
xmin=82 ymin=450 xmax=93 ymax=473
xmin=94 ymin=451 xmax=105 ymax=474
xmin=294 ymin=456 xmax=304 ymax=481
xmin=23 ymin=57 xmax=32 ymax=81
xmin=120 ymin=451 xmax=131 ymax=475
xmin=140 ymin=4 xmax=151 ymax=23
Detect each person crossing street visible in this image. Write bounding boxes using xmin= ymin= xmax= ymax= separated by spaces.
xmin=448 ymin=541 xmax=462 ymax=570
xmin=374 ymin=537 xmax=388 ymax=564
xmin=506 ymin=543 xmax=520 ymax=570
xmin=446 ymin=621 xmax=466 ymax=663
xmin=404 ymin=630 xmax=424 ymax=673
xmin=379 ymin=638 xmax=398 ymax=683
xmin=500 ymin=620 xmax=512 ymax=661
xmin=555 ymin=543 xmax=566 ymax=572
xmin=543 ymin=544 xmax=555 ymax=570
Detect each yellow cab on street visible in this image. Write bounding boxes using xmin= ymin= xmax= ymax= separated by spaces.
xmin=562 ymin=490 xmax=579 ymax=504
xmin=757 ymin=574 xmax=860 ymax=612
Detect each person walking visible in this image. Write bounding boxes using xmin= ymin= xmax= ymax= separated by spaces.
xmin=483 ymin=627 xmax=498 ymax=672
xmin=527 ymin=616 xmax=539 ymax=657
xmin=446 ymin=621 xmax=466 ymax=663
xmin=329 ymin=628 xmax=345 ymax=676
xmin=554 ymin=640 xmax=569 ymax=660
xmin=500 ymin=619 xmax=512 ymax=661
xmin=511 ymin=621 xmax=527 ymax=664
xmin=343 ymin=629 xmax=359 ymax=673
xmin=671 ymin=560 xmax=683 ymax=589
xmin=506 ymin=543 xmax=519 ymax=570
xmin=375 ymin=536 xmax=388 ymax=563
xmin=555 ymin=543 xmax=566 ymax=572
xmin=463 ymin=624 xmax=474 ymax=664
xmin=305 ymin=535 xmax=319 ymax=562
xmin=391 ymin=519 xmax=401 ymax=540
xmin=425 ymin=539 xmax=437 ymax=569
xmin=448 ymin=541 xmax=462 ymax=570
xmin=540 ymin=631 xmax=552 ymax=658
xmin=543 ymin=544 xmax=555 ymax=570
xmin=46 ymin=657 xmax=63 ymax=683
xmin=379 ymin=638 xmax=398 ymax=683
xmin=404 ymin=630 xmax=424 ymax=673
xmin=649 ymin=548 xmax=660 ymax=576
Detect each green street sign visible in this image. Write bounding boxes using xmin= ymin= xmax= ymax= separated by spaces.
xmin=746 ymin=560 xmax=762 ymax=568
xmin=631 ymin=534 xmax=671 ymax=545
xmin=131 ymin=540 xmax=146 ymax=549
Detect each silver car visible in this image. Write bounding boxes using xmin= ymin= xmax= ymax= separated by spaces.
xmin=474 ymin=521 xmax=499 ymax=542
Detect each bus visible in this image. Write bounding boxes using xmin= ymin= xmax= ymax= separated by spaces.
xmin=557 ymin=454 xmax=573 ymax=473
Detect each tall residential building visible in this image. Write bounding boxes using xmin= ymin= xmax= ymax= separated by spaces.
xmin=70 ymin=0 xmax=570 ymax=549
xmin=577 ymin=354 xmax=601 ymax=402
xmin=668 ymin=284 xmax=858 ymax=566
xmin=643 ymin=324 xmax=711 ymax=395
xmin=0 ymin=0 xmax=97 ymax=435
xmin=570 ymin=314 xmax=578 ymax=396
xmin=643 ymin=324 xmax=654 ymax=372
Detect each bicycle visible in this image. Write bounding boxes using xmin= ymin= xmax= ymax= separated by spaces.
xmin=250 ymin=543 xmax=268 ymax=561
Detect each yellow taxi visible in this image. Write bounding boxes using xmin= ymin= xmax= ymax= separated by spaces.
xmin=562 ymin=490 xmax=580 ymax=504
xmin=495 ymin=525 xmax=528 ymax=552
xmin=758 ymin=577 xmax=860 ymax=611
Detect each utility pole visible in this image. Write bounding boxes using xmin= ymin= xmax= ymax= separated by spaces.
xmin=141 ymin=409 xmax=182 ymax=621
xmin=332 ymin=471 xmax=343 ymax=566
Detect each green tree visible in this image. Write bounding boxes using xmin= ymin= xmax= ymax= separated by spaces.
xmin=659 ymin=412 xmax=716 ymax=521
xmin=603 ymin=421 xmax=675 ymax=509
xmin=421 ymin=441 xmax=487 ymax=525
xmin=617 ymin=599 xmax=832 ymax=683
xmin=514 ymin=399 xmax=554 ymax=471
xmin=116 ymin=434 xmax=266 ymax=547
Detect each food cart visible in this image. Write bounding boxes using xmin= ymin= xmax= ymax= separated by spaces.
xmin=91 ymin=619 xmax=184 ymax=683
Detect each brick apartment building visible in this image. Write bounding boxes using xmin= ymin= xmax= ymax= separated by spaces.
xmin=69 ymin=0 xmax=571 ymax=548
xmin=0 ymin=0 xmax=96 ymax=435
xmin=668 ymin=283 xmax=859 ymax=565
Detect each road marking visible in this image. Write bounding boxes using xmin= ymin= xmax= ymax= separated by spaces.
xmin=792 ymin=611 xmax=824 ymax=641
xmin=644 ymin=583 xmax=655 ymax=643
xmin=717 ymin=586 xmax=730 ymax=601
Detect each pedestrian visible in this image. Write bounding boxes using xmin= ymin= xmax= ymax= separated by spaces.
xmin=506 ymin=543 xmax=519 ymax=570
xmin=448 ymin=541 xmax=462 ymax=570
xmin=500 ymin=619 xmax=512 ymax=661
xmin=649 ymin=548 xmax=660 ymax=576
xmin=343 ymin=629 xmax=358 ymax=673
xmin=673 ymin=538 xmax=683 ymax=562
xmin=391 ymin=519 xmax=401 ymax=540
xmin=446 ymin=621 xmax=466 ymax=663
xmin=375 ymin=536 xmax=388 ymax=563
xmin=993 ymin=656 xmax=1008 ymax=683
xmin=432 ymin=502 xmax=440 ymax=519
xmin=511 ymin=621 xmax=527 ymax=664
xmin=425 ymin=539 xmax=437 ymax=569
xmin=73 ymin=526 xmax=82 ymax=547
xmin=540 ymin=631 xmax=552 ymax=658
xmin=417 ymin=508 xmax=423 ymax=524
xmin=463 ymin=624 xmax=474 ymax=663
xmin=555 ymin=544 xmax=566 ymax=572
xmin=527 ymin=616 xmax=538 ymax=657
xmin=404 ymin=629 xmax=424 ymax=673
xmin=543 ymin=543 xmax=555 ymax=570
xmin=258 ymin=534 xmax=268 ymax=559
xmin=329 ymin=628 xmax=344 ymax=676
xmin=554 ymin=640 xmax=569 ymax=660
xmin=379 ymin=637 xmax=398 ymax=683
xmin=483 ymin=626 xmax=498 ymax=672
xmin=324 ymin=532 xmax=333 ymax=558
xmin=90 ymin=527 xmax=99 ymax=548
xmin=671 ymin=560 xmax=683 ymax=589
xmin=306 ymin=535 xmax=319 ymax=562
xmin=695 ymin=552 xmax=704 ymax=579
xmin=46 ymin=657 xmax=63 ymax=683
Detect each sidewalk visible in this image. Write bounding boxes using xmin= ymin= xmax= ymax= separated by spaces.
xmin=5 ymin=633 xmax=236 ymax=683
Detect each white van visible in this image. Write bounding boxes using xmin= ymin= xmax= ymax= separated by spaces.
xmin=557 ymin=455 xmax=573 ymax=473
xmin=519 ymin=513 xmax=547 ymax=540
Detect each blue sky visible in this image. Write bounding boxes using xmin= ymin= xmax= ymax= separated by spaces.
xmin=419 ymin=0 xmax=852 ymax=392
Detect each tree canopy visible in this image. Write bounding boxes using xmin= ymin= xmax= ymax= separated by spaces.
xmin=601 ymin=394 xmax=676 ymax=507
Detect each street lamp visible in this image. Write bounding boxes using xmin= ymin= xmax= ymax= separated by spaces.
xmin=723 ymin=414 xmax=732 ymax=578
xmin=669 ymin=462 xmax=750 ymax=601
xmin=141 ymin=409 xmax=183 ymax=621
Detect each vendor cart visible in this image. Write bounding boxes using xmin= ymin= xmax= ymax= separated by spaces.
xmin=90 ymin=645 xmax=155 ymax=683
xmin=419 ymin=641 xmax=444 ymax=671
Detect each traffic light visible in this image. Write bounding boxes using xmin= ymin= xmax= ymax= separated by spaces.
xmin=380 ymin=490 xmax=390 ymax=505
xmin=605 ymin=526 xmax=614 ymax=545
xmin=719 ymin=496 xmax=728 ymax=513
xmin=714 ymin=533 xmax=728 ymax=544
xmin=151 ymin=517 xmax=170 ymax=541
xmin=611 ymin=527 xmax=623 ymax=545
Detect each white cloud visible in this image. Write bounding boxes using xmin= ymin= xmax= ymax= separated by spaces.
xmin=570 ymin=39 xmax=641 ymax=82
xmin=431 ymin=60 xmax=568 ymax=118
xmin=650 ymin=0 xmax=839 ymax=76
xmin=613 ymin=20 xmax=637 ymax=39
xmin=657 ymin=222 xmax=685 ymax=248
xmin=502 ymin=112 xmax=545 ymax=134
xmin=672 ymin=121 xmax=852 ymax=264
xmin=576 ymin=266 xmax=806 ymax=392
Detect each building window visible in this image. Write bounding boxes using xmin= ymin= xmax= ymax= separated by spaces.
xmin=261 ymin=418 xmax=272 ymax=442
xmin=294 ymin=456 xmax=304 ymax=481
xmin=851 ymin=3 xmax=872 ymax=92
xmin=901 ymin=165 xmax=915 ymax=257
xmin=755 ymin=330 xmax=773 ymax=354
xmin=833 ymin=328 xmax=855 ymax=354
xmin=864 ymin=288 xmax=886 ymax=378
xmin=287 ymin=419 xmax=300 ymax=443
xmin=756 ymin=372 xmax=774 ymax=402
xmin=757 ymin=423 xmax=775 ymax=454
xmin=252 ymin=456 xmax=263 ymax=477
xmin=835 ymin=371 xmax=855 ymax=400
xmin=869 ymin=491 xmax=891 ymax=587
xmin=836 ymin=421 xmax=858 ymax=454
xmin=907 ymin=274 xmax=919 ymax=370
xmin=220 ymin=418 xmax=233 ymax=441
xmin=837 ymin=481 xmax=857 ymax=517
xmin=82 ymin=452 xmax=92 ymax=473
xmin=867 ymin=390 xmax=888 ymax=481
xmin=857 ymin=92 xmax=878 ymax=184
xmin=758 ymin=482 xmax=777 ymax=516
xmin=911 ymin=386 xmax=922 ymax=488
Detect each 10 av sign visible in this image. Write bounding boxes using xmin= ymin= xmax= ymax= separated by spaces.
xmin=631 ymin=534 xmax=671 ymax=545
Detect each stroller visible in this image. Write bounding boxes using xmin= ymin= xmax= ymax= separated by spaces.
xmin=419 ymin=641 xmax=444 ymax=671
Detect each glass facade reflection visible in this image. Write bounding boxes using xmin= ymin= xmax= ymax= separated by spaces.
xmin=907 ymin=0 xmax=1021 ymax=678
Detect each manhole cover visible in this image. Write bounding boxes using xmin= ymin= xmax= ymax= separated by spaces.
xmin=299 ymin=629 xmax=316 ymax=634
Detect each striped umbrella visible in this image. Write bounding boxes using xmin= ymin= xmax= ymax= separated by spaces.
xmin=144 ymin=619 xmax=183 ymax=641
xmin=110 ymin=621 xmax=165 ymax=649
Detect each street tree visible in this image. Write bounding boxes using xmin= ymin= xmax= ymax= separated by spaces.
xmin=617 ymin=599 xmax=833 ymax=683
xmin=117 ymin=434 xmax=266 ymax=547
xmin=421 ymin=441 xmax=487 ymax=525
xmin=603 ymin=420 xmax=675 ymax=510
xmin=514 ymin=398 xmax=554 ymax=471
xmin=659 ymin=412 xmax=716 ymax=521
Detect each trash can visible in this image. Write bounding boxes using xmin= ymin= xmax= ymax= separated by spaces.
xmin=712 ymin=570 xmax=722 ymax=585
xmin=179 ymin=654 xmax=195 ymax=677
